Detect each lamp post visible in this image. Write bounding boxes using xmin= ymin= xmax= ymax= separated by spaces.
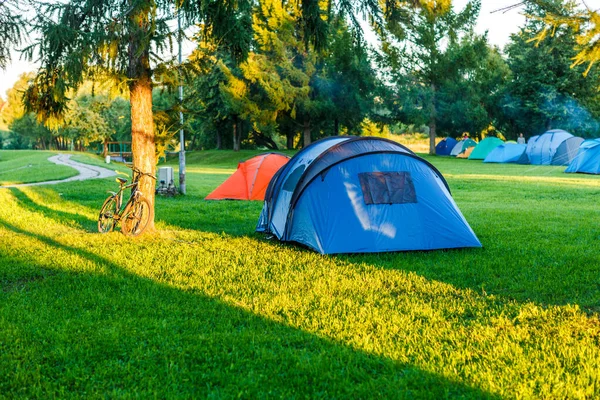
xmin=177 ymin=10 xmax=186 ymax=195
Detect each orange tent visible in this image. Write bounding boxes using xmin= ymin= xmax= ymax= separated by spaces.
xmin=456 ymin=146 xmax=475 ymax=159
xmin=205 ymin=153 xmax=290 ymax=200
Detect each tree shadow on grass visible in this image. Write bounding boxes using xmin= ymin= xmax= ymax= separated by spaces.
xmin=0 ymin=217 xmax=498 ymax=399
xmin=8 ymin=187 xmax=98 ymax=231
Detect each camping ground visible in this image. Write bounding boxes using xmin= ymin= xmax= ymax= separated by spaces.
xmin=0 ymin=149 xmax=599 ymax=398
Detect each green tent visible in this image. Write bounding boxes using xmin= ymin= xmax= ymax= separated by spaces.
xmin=469 ymin=137 xmax=504 ymax=160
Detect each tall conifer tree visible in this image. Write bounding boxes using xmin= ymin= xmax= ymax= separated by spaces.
xmin=378 ymin=0 xmax=481 ymax=154
xmin=23 ymin=0 xmax=253 ymax=232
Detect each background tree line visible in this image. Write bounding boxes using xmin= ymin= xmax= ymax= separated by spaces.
xmin=1 ymin=0 xmax=599 ymax=155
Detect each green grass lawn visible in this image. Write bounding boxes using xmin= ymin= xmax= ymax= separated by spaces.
xmin=0 ymin=150 xmax=80 ymax=185
xmin=1 ymin=150 xmax=599 ymax=398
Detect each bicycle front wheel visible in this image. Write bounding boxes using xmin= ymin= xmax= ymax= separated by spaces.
xmin=121 ymin=197 xmax=153 ymax=236
xmin=98 ymin=196 xmax=118 ymax=233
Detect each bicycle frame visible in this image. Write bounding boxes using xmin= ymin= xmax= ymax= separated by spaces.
xmin=109 ymin=182 xmax=135 ymax=218
xmin=108 ymin=168 xmax=148 ymax=220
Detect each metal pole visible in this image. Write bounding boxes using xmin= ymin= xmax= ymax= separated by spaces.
xmin=177 ymin=10 xmax=186 ymax=195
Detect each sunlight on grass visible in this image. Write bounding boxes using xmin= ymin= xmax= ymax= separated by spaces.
xmin=185 ymin=167 xmax=236 ymax=175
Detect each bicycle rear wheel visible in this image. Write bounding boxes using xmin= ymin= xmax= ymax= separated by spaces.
xmin=98 ymin=196 xmax=118 ymax=233
xmin=121 ymin=196 xmax=152 ymax=236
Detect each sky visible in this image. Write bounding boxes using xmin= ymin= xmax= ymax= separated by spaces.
xmin=0 ymin=0 xmax=527 ymax=101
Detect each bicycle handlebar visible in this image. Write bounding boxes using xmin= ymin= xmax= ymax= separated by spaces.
xmin=126 ymin=164 xmax=157 ymax=180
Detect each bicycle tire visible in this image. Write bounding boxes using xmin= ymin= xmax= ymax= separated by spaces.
xmin=121 ymin=196 xmax=153 ymax=236
xmin=98 ymin=196 xmax=118 ymax=233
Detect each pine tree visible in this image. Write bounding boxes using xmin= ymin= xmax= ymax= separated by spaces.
xmin=0 ymin=0 xmax=23 ymax=70
xmin=23 ymin=0 xmax=253 ymax=232
xmin=378 ymin=0 xmax=482 ymax=154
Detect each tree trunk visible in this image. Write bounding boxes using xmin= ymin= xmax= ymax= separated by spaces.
xmin=303 ymin=119 xmax=311 ymax=147
xmin=128 ymin=8 xmax=156 ymax=233
xmin=334 ymin=118 xmax=339 ymax=136
xmin=216 ymin=131 xmax=222 ymax=150
xmin=286 ymin=132 xmax=294 ymax=150
xmin=250 ymin=131 xmax=279 ymax=150
xmin=429 ymin=83 xmax=437 ymax=155
xmin=129 ymin=74 xmax=156 ymax=232
xmin=102 ymin=139 xmax=109 ymax=158
xmin=232 ymin=116 xmax=240 ymax=151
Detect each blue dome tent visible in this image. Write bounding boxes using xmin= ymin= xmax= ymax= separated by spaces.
xmin=565 ymin=139 xmax=600 ymax=174
xmin=256 ymin=136 xmax=482 ymax=254
xmin=435 ymin=137 xmax=458 ymax=155
xmin=483 ymin=143 xmax=528 ymax=164
xmin=526 ymin=130 xmax=584 ymax=165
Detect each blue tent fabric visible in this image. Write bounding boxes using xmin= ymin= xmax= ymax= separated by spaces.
xmin=484 ymin=144 xmax=528 ymax=164
xmin=553 ymin=136 xmax=584 ymax=165
xmin=435 ymin=137 xmax=458 ymax=155
xmin=565 ymin=139 xmax=600 ymax=174
xmin=526 ymin=129 xmax=577 ymax=165
xmin=257 ymin=136 xmax=481 ymax=254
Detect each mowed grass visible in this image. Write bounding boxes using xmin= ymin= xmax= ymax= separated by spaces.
xmin=0 ymin=150 xmax=78 ymax=185
xmin=1 ymin=149 xmax=599 ymax=398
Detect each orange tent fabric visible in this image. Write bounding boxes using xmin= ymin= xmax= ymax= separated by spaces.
xmin=456 ymin=146 xmax=475 ymax=159
xmin=205 ymin=153 xmax=290 ymax=200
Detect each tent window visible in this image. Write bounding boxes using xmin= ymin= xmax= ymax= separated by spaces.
xmin=358 ymin=172 xmax=417 ymax=205
xmin=283 ymin=164 xmax=306 ymax=192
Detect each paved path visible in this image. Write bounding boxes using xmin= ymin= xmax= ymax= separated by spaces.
xmin=0 ymin=154 xmax=117 ymax=188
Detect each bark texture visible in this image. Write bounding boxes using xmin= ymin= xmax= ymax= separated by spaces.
xmin=429 ymin=83 xmax=437 ymax=155
xmin=129 ymin=75 xmax=156 ymax=232
xmin=303 ymin=119 xmax=311 ymax=147
xmin=128 ymin=6 xmax=156 ymax=232
xmin=232 ymin=116 xmax=240 ymax=151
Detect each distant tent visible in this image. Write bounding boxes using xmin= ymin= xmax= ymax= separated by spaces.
xmin=256 ymin=136 xmax=481 ymax=254
xmin=456 ymin=146 xmax=475 ymax=159
xmin=526 ymin=129 xmax=584 ymax=165
xmin=565 ymin=139 xmax=600 ymax=174
xmin=468 ymin=137 xmax=504 ymax=160
xmin=435 ymin=137 xmax=458 ymax=156
xmin=505 ymin=140 xmax=517 ymax=144
xmin=205 ymin=153 xmax=290 ymax=200
xmin=450 ymin=139 xmax=477 ymax=156
xmin=483 ymin=144 xmax=528 ymax=164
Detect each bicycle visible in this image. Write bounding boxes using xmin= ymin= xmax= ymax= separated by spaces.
xmin=98 ymin=165 xmax=156 ymax=236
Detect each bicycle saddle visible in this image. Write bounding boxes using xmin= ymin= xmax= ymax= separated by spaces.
xmin=116 ymin=177 xmax=128 ymax=184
